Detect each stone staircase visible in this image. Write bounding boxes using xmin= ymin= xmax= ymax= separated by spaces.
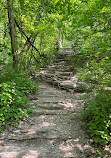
xmin=60 ymin=47 xmax=73 ymax=56
xmin=0 ymin=48 xmax=108 ymax=158
xmin=39 ymin=47 xmax=95 ymax=93
xmin=0 ymin=82 xmax=98 ymax=158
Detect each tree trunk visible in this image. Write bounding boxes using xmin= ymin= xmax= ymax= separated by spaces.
xmin=7 ymin=0 xmax=19 ymax=68
xmin=3 ymin=22 xmax=7 ymax=62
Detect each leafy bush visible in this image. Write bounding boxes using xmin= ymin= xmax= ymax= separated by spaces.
xmin=0 ymin=82 xmax=29 ymax=131
xmin=0 ymin=65 xmax=38 ymax=94
xmin=77 ymin=56 xmax=111 ymax=85
xmin=0 ymin=66 xmax=38 ymax=131
xmin=82 ymin=89 xmax=111 ymax=145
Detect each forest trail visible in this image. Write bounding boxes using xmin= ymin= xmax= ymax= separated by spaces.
xmin=0 ymin=48 xmax=101 ymax=158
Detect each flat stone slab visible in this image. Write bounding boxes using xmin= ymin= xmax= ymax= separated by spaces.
xmin=60 ymin=81 xmax=95 ymax=92
xmin=39 ymin=56 xmax=95 ymax=94
xmin=48 ymin=64 xmax=71 ymax=69
xmin=54 ymin=71 xmax=73 ymax=76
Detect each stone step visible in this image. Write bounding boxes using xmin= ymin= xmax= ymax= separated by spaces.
xmin=36 ymin=99 xmax=63 ymax=104
xmin=40 ymin=72 xmax=73 ymax=81
xmin=40 ymin=72 xmax=54 ymax=78
xmin=7 ymin=115 xmax=83 ymax=141
xmin=61 ymin=47 xmax=72 ymax=51
xmin=54 ymin=58 xmax=67 ymax=62
xmin=39 ymin=48 xmax=96 ymax=93
xmin=38 ymin=91 xmax=62 ymax=95
xmin=56 ymin=76 xmax=71 ymax=80
xmin=60 ymin=81 xmax=95 ymax=92
xmin=62 ymin=51 xmax=73 ymax=54
xmin=40 ymin=75 xmax=95 ymax=93
xmin=37 ymin=96 xmax=63 ymax=102
xmin=52 ymin=61 xmax=69 ymax=65
xmin=32 ymin=108 xmax=68 ymax=116
xmin=40 ymin=76 xmax=70 ymax=86
xmin=37 ymin=104 xmax=64 ymax=110
xmin=54 ymin=71 xmax=73 ymax=76
xmin=38 ymin=95 xmax=60 ymax=97
xmin=40 ymin=67 xmax=72 ymax=73
xmin=40 ymin=77 xmax=95 ymax=93
xmin=41 ymin=79 xmax=60 ymax=87
xmin=48 ymin=65 xmax=71 ymax=70
xmin=41 ymin=71 xmax=73 ymax=76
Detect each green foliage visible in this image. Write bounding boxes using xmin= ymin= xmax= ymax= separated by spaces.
xmin=0 ymin=65 xmax=38 ymax=94
xmin=0 ymin=82 xmax=28 ymax=131
xmin=19 ymin=0 xmax=24 ymax=8
xmin=71 ymin=31 xmax=111 ymax=85
xmin=68 ymin=0 xmax=111 ymax=86
xmin=82 ymin=89 xmax=111 ymax=145
xmin=66 ymin=0 xmax=111 ymax=147
xmin=0 ymin=65 xmax=38 ymax=131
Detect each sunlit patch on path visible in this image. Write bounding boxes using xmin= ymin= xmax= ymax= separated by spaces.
xmin=0 ymin=152 xmax=18 ymax=158
xmin=22 ymin=150 xmax=39 ymax=158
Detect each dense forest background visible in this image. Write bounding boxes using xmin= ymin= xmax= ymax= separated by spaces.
xmin=0 ymin=0 xmax=111 ymax=147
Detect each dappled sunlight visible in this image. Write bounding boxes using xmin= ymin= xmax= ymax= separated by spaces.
xmin=22 ymin=150 xmax=39 ymax=158
xmin=70 ymin=76 xmax=78 ymax=81
xmin=75 ymin=144 xmax=83 ymax=151
xmin=48 ymin=139 xmax=55 ymax=144
xmin=75 ymin=143 xmax=91 ymax=152
xmin=73 ymin=138 xmax=79 ymax=142
xmin=2 ymin=145 xmax=14 ymax=150
xmin=40 ymin=70 xmax=46 ymax=74
xmin=27 ymin=129 xmax=36 ymax=135
xmin=39 ymin=115 xmax=56 ymax=128
xmin=64 ymin=152 xmax=76 ymax=157
xmin=62 ymin=80 xmax=73 ymax=83
xmin=104 ymin=146 xmax=111 ymax=153
xmin=39 ymin=122 xmax=56 ymax=128
xmin=38 ymin=114 xmax=56 ymax=129
xmin=59 ymin=139 xmax=94 ymax=157
xmin=39 ymin=115 xmax=45 ymax=121
xmin=0 ymin=152 xmax=18 ymax=158
xmin=58 ymin=101 xmax=76 ymax=109
xmin=59 ymin=143 xmax=74 ymax=152
xmin=59 ymin=139 xmax=76 ymax=157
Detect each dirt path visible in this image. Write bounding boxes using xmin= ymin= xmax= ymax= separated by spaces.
xmin=0 ymin=82 xmax=97 ymax=158
xmin=0 ymin=48 xmax=107 ymax=158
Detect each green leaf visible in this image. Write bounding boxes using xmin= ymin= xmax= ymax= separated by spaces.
xmin=19 ymin=0 xmax=24 ymax=8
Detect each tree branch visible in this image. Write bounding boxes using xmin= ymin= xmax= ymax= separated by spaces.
xmin=14 ymin=18 xmax=46 ymax=58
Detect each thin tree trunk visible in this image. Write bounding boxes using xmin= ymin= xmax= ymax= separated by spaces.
xmin=3 ymin=22 xmax=7 ymax=61
xmin=7 ymin=0 xmax=19 ymax=68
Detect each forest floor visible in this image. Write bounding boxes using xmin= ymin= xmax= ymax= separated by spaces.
xmin=0 ymin=48 xmax=110 ymax=158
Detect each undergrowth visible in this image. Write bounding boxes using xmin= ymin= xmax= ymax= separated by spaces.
xmin=82 ymin=89 xmax=111 ymax=146
xmin=0 ymin=65 xmax=38 ymax=132
xmin=69 ymin=46 xmax=111 ymax=147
